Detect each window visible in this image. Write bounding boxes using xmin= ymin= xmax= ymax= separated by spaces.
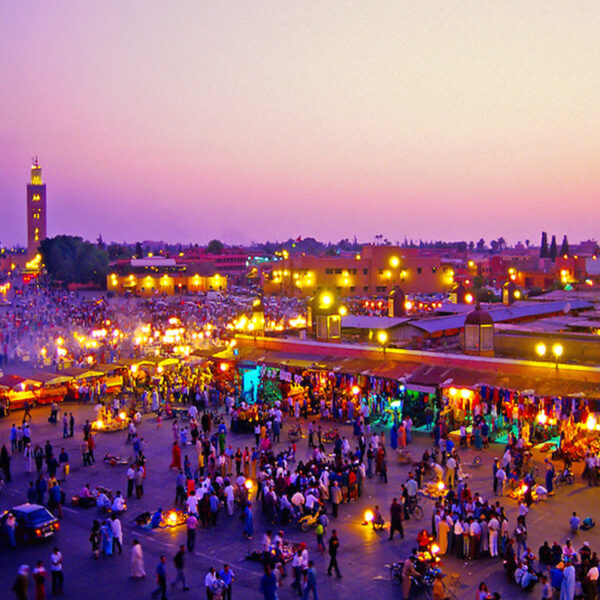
xmin=363 ymin=269 xmax=369 ymax=275
xmin=325 ymin=269 xmax=333 ymax=274
xmin=350 ymin=286 xmax=355 ymax=292
xmin=432 ymin=267 xmax=437 ymax=273
xmin=32 ymin=194 xmax=40 ymax=202
xmin=417 ymin=267 xmax=422 ymax=274
xmin=334 ymin=269 xmax=342 ymax=274
xmin=376 ymin=286 xmax=387 ymax=293
xmin=363 ymin=286 xmax=369 ymax=292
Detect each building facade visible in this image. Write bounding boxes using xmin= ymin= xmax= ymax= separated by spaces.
xmin=106 ymin=257 xmax=227 ymax=296
xmin=263 ymin=245 xmax=454 ymax=297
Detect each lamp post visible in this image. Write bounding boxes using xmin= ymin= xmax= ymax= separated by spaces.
xmin=535 ymin=342 xmax=546 ymax=359
xmin=552 ymin=343 xmax=563 ymax=370
xmin=377 ymin=330 xmax=388 ymax=357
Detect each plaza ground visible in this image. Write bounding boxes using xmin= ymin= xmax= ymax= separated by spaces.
xmin=1 ymin=403 xmax=599 ymax=600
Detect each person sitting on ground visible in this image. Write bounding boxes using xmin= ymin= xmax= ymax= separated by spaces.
xmin=97 ymin=490 xmax=111 ymax=510
xmin=111 ymin=491 xmax=126 ymax=513
xmin=150 ymin=507 xmax=163 ymax=529
xmin=371 ymin=505 xmax=385 ymax=530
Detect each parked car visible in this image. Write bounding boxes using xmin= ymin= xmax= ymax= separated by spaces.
xmin=0 ymin=503 xmax=59 ymax=543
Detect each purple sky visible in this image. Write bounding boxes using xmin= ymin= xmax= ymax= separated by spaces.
xmin=1 ymin=2 xmax=599 ymax=247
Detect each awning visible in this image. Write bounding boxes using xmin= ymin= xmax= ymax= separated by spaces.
xmin=29 ymin=371 xmax=73 ymax=386
xmin=59 ymin=367 xmax=103 ymax=380
xmin=0 ymin=374 xmax=41 ymax=390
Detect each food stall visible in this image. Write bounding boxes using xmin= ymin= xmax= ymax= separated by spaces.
xmin=30 ymin=371 xmax=74 ymax=405
xmin=0 ymin=374 xmax=40 ymax=411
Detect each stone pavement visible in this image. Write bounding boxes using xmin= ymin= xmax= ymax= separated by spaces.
xmin=1 ymin=403 xmax=599 ymax=600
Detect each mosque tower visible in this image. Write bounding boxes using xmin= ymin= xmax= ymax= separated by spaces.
xmin=26 ymin=157 xmax=47 ymax=258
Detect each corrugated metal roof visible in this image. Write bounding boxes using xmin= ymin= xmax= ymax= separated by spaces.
xmin=407 ymin=300 xmax=593 ymax=335
xmin=341 ymin=315 xmax=411 ymax=330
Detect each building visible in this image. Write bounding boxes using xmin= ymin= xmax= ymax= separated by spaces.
xmin=26 ymin=158 xmax=47 ymax=258
xmin=263 ymin=245 xmax=454 ymax=297
xmin=106 ymin=257 xmax=227 ymax=296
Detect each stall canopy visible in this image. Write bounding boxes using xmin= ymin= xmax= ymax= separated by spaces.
xmin=118 ymin=358 xmax=155 ymax=369
xmin=0 ymin=374 xmax=41 ymax=390
xmin=144 ymin=356 xmax=180 ymax=368
xmin=29 ymin=371 xmax=73 ymax=386
xmin=94 ymin=363 xmax=126 ymax=374
xmin=59 ymin=367 xmax=103 ymax=380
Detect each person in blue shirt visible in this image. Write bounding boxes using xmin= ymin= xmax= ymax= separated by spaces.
xmin=218 ymin=564 xmax=234 ymax=600
xmin=150 ymin=508 xmax=163 ymax=529
xmin=27 ymin=481 xmax=36 ymax=504
xmin=303 ymin=560 xmax=318 ymax=600
xmin=259 ymin=564 xmax=277 ymax=600
xmin=209 ymin=492 xmax=220 ymax=527
xmin=244 ymin=502 xmax=253 ymax=539
xmin=151 ymin=556 xmax=167 ymax=600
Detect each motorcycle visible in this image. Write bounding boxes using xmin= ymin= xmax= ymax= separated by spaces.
xmin=555 ymin=468 xmax=574 ymax=488
xmin=298 ymin=509 xmax=323 ymax=532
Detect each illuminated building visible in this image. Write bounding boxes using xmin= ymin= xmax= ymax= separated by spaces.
xmin=26 ymin=157 xmax=47 ymax=258
xmin=106 ymin=257 xmax=227 ymax=296
xmin=263 ymin=246 xmax=453 ymax=297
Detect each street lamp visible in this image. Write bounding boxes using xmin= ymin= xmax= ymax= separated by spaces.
xmin=552 ymin=343 xmax=563 ymax=369
xmin=377 ymin=330 xmax=388 ymax=356
xmin=535 ymin=342 xmax=546 ymax=358
xmin=389 ymin=256 xmax=400 ymax=268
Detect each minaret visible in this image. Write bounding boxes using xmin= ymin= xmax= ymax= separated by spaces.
xmin=26 ymin=157 xmax=47 ymax=258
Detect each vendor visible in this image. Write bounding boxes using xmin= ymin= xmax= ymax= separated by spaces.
xmin=111 ymin=491 xmax=126 ymax=513
xmin=417 ymin=529 xmax=431 ymax=551
xmin=97 ymin=491 xmax=111 ymax=510
xmin=150 ymin=507 xmax=163 ymax=528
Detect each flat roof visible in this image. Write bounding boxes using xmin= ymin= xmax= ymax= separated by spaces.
xmin=341 ymin=315 xmax=411 ymax=330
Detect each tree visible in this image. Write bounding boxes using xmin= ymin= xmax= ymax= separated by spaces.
xmin=559 ymin=235 xmax=569 ymax=257
xmin=135 ymin=242 xmax=144 ymax=258
xmin=96 ymin=234 xmax=105 ymax=250
xmin=549 ymin=235 xmax=557 ymax=261
xmin=497 ymin=237 xmax=506 ymax=251
xmin=476 ymin=238 xmax=485 ymax=251
xmin=40 ymin=235 xmax=109 ymax=285
xmin=206 ymin=239 xmax=224 ymax=254
xmin=540 ymin=232 xmax=548 ymax=258
xmin=525 ymin=239 xmax=530 ymax=248
xmin=468 ymin=241 xmax=475 ymax=251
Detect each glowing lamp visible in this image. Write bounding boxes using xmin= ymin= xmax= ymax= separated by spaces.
xmin=436 ymin=481 xmax=445 ymax=491
xmin=351 ymin=385 xmax=360 ymax=395
xmin=586 ymin=414 xmax=597 ymax=431
xmin=514 ymin=290 xmax=521 ymax=299
xmin=430 ymin=543 xmax=440 ymax=554
xmin=377 ymin=331 xmax=388 ymax=345
xmin=389 ymin=256 xmax=400 ymax=268
xmin=404 ymin=300 xmax=413 ymax=311
xmin=464 ymin=293 xmax=474 ymax=304
xmin=460 ymin=389 xmax=471 ymax=399
xmin=244 ymin=479 xmax=253 ymax=490
xmin=552 ymin=344 xmax=563 ymax=358
xmin=220 ymin=363 xmax=229 ymax=372
xmin=130 ymin=364 xmax=138 ymax=374
xmin=364 ymin=510 xmax=374 ymax=523
xmin=449 ymin=387 xmax=457 ymax=397
xmin=537 ymin=412 xmax=547 ymax=425
xmin=338 ymin=306 xmax=348 ymax=316
xmin=320 ymin=293 xmax=333 ymax=308
xmin=119 ymin=412 xmax=127 ymax=420
xmin=168 ymin=511 xmax=177 ymax=525
xmin=535 ymin=343 xmax=546 ymax=357
xmin=96 ymin=420 xmax=104 ymax=429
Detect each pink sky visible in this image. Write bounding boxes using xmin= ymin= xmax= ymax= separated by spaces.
xmin=1 ymin=2 xmax=598 ymax=247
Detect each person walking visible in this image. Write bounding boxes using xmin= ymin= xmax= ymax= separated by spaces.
xmin=302 ymin=560 xmax=318 ymax=600
xmin=135 ymin=465 xmax=144 ymax=498
xmin=111 ymin=515 xmax=123 ymax=555
xmin=389 ymin=498 xmax=404 ymax=540
xmin=171 ymin=545 xmax=189 ymax=591
xmin=151 ymin=555 xmax=168 ymax=600
xmin=130 ymin=539 xmax=146 ymax=578
xmin=259 ymin=564 xmax=278 ymax=600
xmin=90 ymin=520 xmax=101 ymax=559
xmin=330 ymin=481 xmax=342 ymax=518
xmin=186 ymin=513 xmax=198 ymax=552
xmin=218 ymin=564 xmax=234 ymax=600
xmin=327 ymin=530 xmax=341 ymax=578
xmin=33 ymin=559 xmax=47 ymax=600
xmin=49 ymin=547 xmax=64 ymax=595
xmin=126 ymin=464 xmax=135 ymax=497
xmin=11 ymin=565 xmax=30 ymax=600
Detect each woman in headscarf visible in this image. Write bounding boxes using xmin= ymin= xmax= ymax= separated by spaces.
xmin=130 ymin=539 xmax=146 ymax=578
xmin=170 ymin=441 xmax=181 ymax=470
xmin=100 ymin=520 xmax=113 ymax=556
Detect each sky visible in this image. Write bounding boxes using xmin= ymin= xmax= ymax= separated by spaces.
xmin=1 ymin=2 xmax=599 ymax=247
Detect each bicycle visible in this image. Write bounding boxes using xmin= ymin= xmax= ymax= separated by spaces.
xmin=406 ymin=496 xmax=424 ymax=520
